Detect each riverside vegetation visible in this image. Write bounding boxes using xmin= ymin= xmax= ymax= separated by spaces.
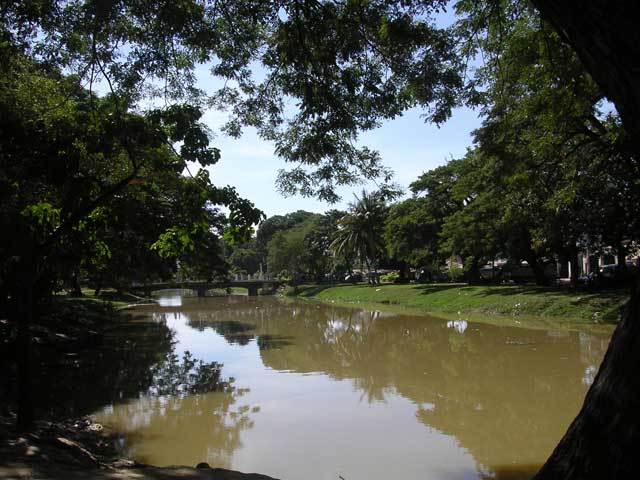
xmin=286 ymin=283 xmax=628 ymax=329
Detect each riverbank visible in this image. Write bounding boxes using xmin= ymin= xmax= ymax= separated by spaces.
xmin=0 ymin=415 xmax=277 ymax=480
xmin=285 ymin=283 xmax=629 ymax=330
xmin=1 ymin=296 xmax=278 ymax=480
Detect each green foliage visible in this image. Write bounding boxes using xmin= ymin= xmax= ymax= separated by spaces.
xmin=0 ymin=23 xmax=262 ymax=306
xmin=303 ymin=210 xmax=344 ymax=281
xmin=1 ymin=0 xmax=467 ymax=202
xmin=376 ymin=1 xmax=640 ymax=287
xmin=256 ymin=211 xmax=316 ymax=254
xmin=227 ymin=239 xmax=261 ymax=275
xmin=384 ymin=197 xmax=442 ymax=269
xmin=332 ymin=190 xmax=389 ymax=279
xmin=447 ymin=266 xmax=465 ymax=283
xmin=152 ymin=227 xmax=198 ymax=259
xmin=266 ymin=214 xmax=324 ymax=280
xmin=380 ymin=272 xmax=400 ymax=283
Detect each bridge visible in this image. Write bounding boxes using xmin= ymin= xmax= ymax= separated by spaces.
xmin=131 ymin=274 xmax=284 ymax=297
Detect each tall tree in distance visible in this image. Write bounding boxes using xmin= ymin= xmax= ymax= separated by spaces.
xmin=332 ymin=191 xmax=388 ymax=284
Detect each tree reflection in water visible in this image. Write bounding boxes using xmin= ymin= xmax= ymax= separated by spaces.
xmin=157 ymin=297 xmax=610 ymax=479
xmin=78 ymin=315 xmax=259 ymax=469
xmin=3 ymin=308 xmax=258 ymax=470
xmin=12 ymin=319 xmax=174 ymax=419
xmin=19 ymin=315 xmax=248 ymax=420
xmin=100 ymin=385 xmax=255 ymax=469
xmin=149 ymin=351 xmax=232 ymax=397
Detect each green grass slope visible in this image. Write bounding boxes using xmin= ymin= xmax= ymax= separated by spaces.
xmin=288 ymin=283 xmax=629 ymax=329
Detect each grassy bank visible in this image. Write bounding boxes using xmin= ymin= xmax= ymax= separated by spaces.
xmin=286 ymin=283 xmax=629 ymax=329
xmin=72 ymin=289 xmax=151 ymax=309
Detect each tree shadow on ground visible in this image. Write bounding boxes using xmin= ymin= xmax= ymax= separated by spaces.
xmin=411 ymin=284 xmax=463 ymax=295
xmin=447 ymin=284 xmax=629 ymax=302
xmin=296 ymin=283 xmax=358 ymax=296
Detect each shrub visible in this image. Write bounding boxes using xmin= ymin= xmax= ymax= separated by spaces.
xmin=448 ymin=266 xmax=465 ymax=282
xmin=380 ymin=271 xmax=400 ymax=283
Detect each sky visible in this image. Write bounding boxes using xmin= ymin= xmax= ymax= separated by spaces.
xmin=200 ymin=105 xmax=481 ymax=217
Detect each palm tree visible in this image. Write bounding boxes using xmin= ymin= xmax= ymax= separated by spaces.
xmin=331 ymin=190 xmax=387 ymax=284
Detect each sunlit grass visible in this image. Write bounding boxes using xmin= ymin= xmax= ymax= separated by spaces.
xmin=288 ymin=283 xmax=629 ymax=330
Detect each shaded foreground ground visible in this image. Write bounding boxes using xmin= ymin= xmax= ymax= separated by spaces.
xmin=0 ymin=417 xmax=277 ymax=480
xmin=287 ymin=283 xmax=629 ymax=329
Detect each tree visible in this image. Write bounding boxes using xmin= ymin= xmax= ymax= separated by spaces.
xmin=227 ymin=238 xmax=261 ymax=275
xmin=303 ymin=211 xmax=344 ymax=281
xmin=456 ymin=0 xmax=638 ymax=286
xmin=522 ymin=2 xmax=640 ymax=477
xmin=332 ymin=191 xmax=388 ymax=284
xmin=456 ymin=1 xmax=640 ymax=477
xmin=528 ymin=1 xmax=640 ymax=151
xmin=82 ymin=189 xmax=177 ymax=295
xmin=384 ymin=197 xmax=439 ymax=277
xmin=3 ymin=2 xmax=640 ymax=473
xmin=256 ymin=210 xmax=317 ymax=271
xmin=0 ymin=13 xmax=262 ymax=429
xmin=265 ymin=213 xmax=326 ymax=281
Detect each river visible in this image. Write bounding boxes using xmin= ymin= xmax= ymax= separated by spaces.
xmin=87 ymin=295 xmax=609 ymax=480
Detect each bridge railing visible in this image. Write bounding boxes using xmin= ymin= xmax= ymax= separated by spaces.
xmin=231 ymin=273 xmax=276 ymax=282
xmin=130 ymin=273 xmax=278 ymax=288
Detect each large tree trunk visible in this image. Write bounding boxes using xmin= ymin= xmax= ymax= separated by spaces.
xmin=71 ymin=271 xmax=83 ymax=297
xmin=529 ymin=2 xmax=640 ymax=477
xmin=533 ymin=282 xmax=640 ymax=479
xmin=15 ymin=270 xmax=35 ymax=432
xmin=524 ymin=252 xmax=549 ymax=286
xmin=569 ymin=250 xmax=580 ymax=286
xmin=465 ymin=256 xmax=481 ymax=284
xmin=531 ymin=1 xmax=640 ymax=151
xmin=616 ymin=243 xmax=628 ymax=271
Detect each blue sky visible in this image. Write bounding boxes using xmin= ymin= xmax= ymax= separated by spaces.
xmin=201 ymin=105 xmax=480 ymax=217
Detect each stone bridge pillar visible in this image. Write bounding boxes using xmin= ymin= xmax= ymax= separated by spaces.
xmin=247 ymin=285 xmax=259 ymax=296
xmin=197 ymin=287 xmax=206 ymax=297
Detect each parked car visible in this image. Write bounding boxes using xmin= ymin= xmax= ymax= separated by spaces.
xmin=344 ymin=272 xmax=363 ymax=283
xmin=479 ymin=265 xmax=501 ymax=281
xmin=599 ymin=263 xmax=621 ymax=279
xmin=598 ymin=262 xmax=638 ymax=283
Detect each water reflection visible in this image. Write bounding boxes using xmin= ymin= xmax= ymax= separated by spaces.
xmin=447 ymin=319 xmax=469 ymax=334
xmin=23 ymin=319 xmax=174 ymax=418
xmin=157 ymin=294 xmax=182 ymax=307
xmin=101 ymin=387 xmax=255 ymax=468
xmin=94 ymin=296 xmax=610 ymax=480
xmin=187 ymin=317 xmax=256 ymax=345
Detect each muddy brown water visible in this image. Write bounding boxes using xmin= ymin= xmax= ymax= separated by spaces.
xmin=89 ymin=295 xmax=610 ymax=480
